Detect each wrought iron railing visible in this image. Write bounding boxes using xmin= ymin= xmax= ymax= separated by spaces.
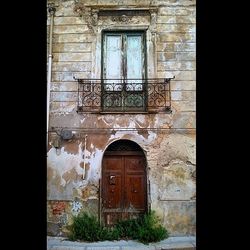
xmin=74 ymin=78 xmax=174 ymax=113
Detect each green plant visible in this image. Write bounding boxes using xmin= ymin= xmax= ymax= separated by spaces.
xmin=67 ymin=211 xmax=168 ymax=244
xmin=99 ymin=226 xmax=120 ymax=241
xmin=114 ymin=217 xmax=140 ymax=239
xmin=67 ymin=212 xmax=102 ymax=241
xmin=134 ymin=211 xmax=168 ymax=244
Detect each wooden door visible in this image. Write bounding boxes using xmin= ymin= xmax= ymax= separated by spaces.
xmin=102 ymin=152 xmax=147 ymax=225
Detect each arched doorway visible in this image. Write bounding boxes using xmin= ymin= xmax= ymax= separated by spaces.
xmin=101 ymin=140 xmax=148 ymax=226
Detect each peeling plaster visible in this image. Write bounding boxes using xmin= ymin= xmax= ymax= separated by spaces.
xmin=47 ymin=143 xmax=84 ymax=186
xmin=48 ymin=141 xmax=104 ymax=192
xmin=149 ymin=134 xmax=196 ymax=203
xmin=108 ymin=131 xmax=156 ymax=149
xmin=47 ymin=143 xmax=87 ymax=199
xmin=128 ymin=119 xmax=137 ymax=129
xmin=147 ymin=131 xmax=157 ymax=141
xmin=98 ymin=115 xmax=115 ymax=126
xmin=85 ymin=148 xmax=104 ymax=181
xmin=135 ymin=115 xmax=145 ymax=124
xmin=80 ymin=117 xmax=86 ymax=124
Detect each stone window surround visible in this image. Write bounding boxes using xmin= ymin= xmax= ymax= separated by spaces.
xmin=75 ymin=6 xmax=159 ymax=79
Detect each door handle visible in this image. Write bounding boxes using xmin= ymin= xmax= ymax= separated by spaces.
xmin=109 ymin=175 xmax=116 ymax=185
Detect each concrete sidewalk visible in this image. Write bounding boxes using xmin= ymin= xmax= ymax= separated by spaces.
xmin=47 ymin=236 xmax=196 ymax=250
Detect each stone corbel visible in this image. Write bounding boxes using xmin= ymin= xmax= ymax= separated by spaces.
xmin=91 ymin=9 xmax=99 ymax=32
xmin=149 ymin=9 xmax=158 ymax=35
xmin=73 ymin=2 xmax=98 ymax=33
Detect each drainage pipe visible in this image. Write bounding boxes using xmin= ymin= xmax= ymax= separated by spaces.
xmin=83 ymin=134 xmax=88 ymax=179
xmin=47 ymin=5 xmax=56 ymax=150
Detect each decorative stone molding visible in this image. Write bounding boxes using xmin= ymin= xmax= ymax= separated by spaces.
xmin=99 ymin=9 xmax=156 ymax=28
xmin=111 ymin=14 xmax=132 ymax=23
xmin=88 ymin=9 xmax=99 ymax=33
xmin=73 ymin=2 xmax=99 ymax=33
xmin=73 ymin=0 xmax=158 ymax=34
xmin=47 ymin=2 xmax=56 ymax=15
xmin=149 ymin=9 xmax=157 ymax=34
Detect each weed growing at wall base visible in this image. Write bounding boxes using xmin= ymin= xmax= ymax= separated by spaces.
xmin=67 ymin=211 xmax=168 ymax=244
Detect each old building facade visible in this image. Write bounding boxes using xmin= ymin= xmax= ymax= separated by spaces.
xmin=47 ymin=0 xmax=196 ymax=237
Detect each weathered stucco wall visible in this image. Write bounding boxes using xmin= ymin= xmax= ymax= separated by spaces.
xmin=47 ymin=0 xmax=196 ymax=236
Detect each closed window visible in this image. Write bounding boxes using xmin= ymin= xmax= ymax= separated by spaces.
xmin=102 ymin=31 xmax=146 ymax=112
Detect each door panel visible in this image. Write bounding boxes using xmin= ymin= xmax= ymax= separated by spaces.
xmin=102 ymin=156 xmax=123 ymax=209
xmin=125 ymin=175 xmax=146 ymax=210
xmin=125 ymin=155 xmax=145 ymax=171
xmin=103 ymin=173 xmax=122 ymax=209
xmin=102 ymin=154 xmax=147 ymax=225
xmin=125 ymin=156 xmax=146 ymax=211
xmin=103 ymin=155 xmax=123 ymax=171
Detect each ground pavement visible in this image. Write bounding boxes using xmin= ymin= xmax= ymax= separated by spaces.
xmin=47 ymin=236 xmax=196 ymax=250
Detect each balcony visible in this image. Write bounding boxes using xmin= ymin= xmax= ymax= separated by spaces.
xmin=74 ymin=78 xmax=174 ymax=113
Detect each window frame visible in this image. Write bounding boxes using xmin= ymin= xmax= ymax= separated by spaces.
xmin=101 ymin=30 xmax=148 ymax=112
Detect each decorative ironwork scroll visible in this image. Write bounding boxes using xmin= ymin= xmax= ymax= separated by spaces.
xmin=75 ymin=78 xmax=174 ymax=113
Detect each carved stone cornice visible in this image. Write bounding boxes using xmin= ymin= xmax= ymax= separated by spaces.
xmin=111 ymin=14 xmax=132 ymax=23
xmin=73 ymin=1 xmax=158 ymax=34
xmin=73 ymin=2 xmax=99 ymax=33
